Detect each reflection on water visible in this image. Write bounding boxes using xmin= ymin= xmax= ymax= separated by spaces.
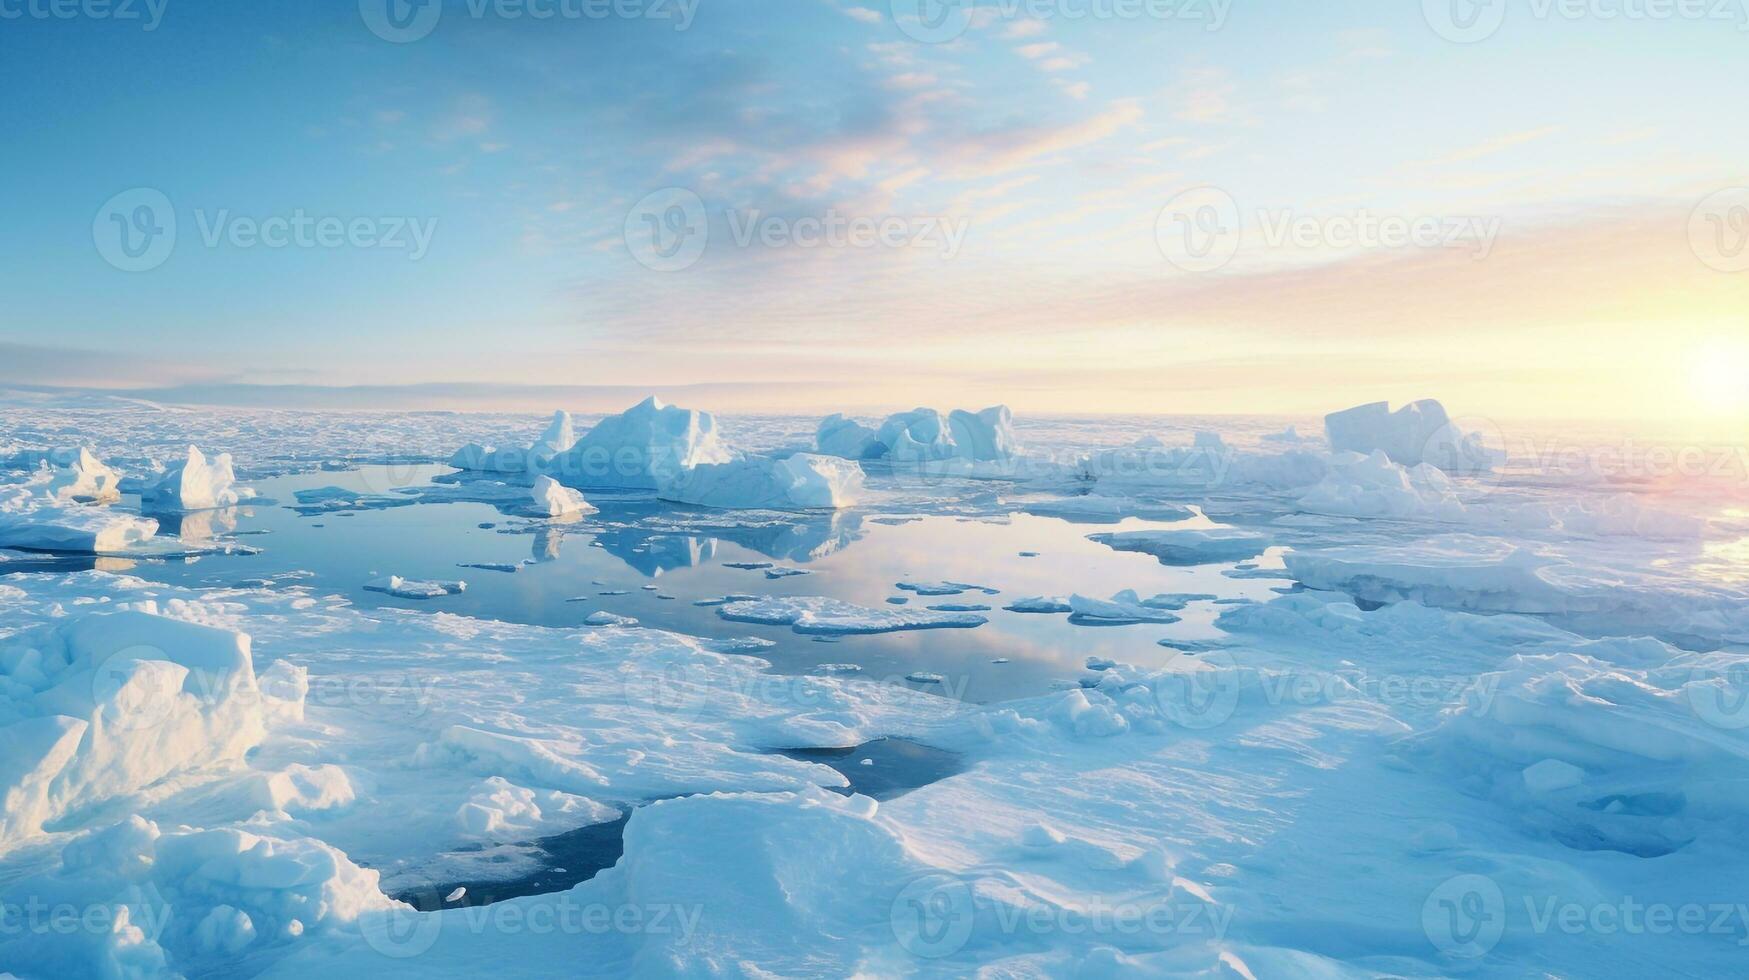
xmin=43 ymin=464 xmax=1298 ymax=702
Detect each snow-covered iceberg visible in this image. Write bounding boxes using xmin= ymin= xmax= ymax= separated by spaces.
xmin=43 ymin=448 xmax=123 ymax=501
xmin=140 ymin=446 xmax=242 ymax=512
xmin=552 ymin=397 xmax=732 ymax=490
xmin=1324 ymin=400 xmax=1495 ymax=472
xmin=0 ymin=608 xmax=306 ymax=847
xmin=657 ymin=453 xmax=864 ymax=510
xmin=1296 ymin=450 xmax=1470 ymax=522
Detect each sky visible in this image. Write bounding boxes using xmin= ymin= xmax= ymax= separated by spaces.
xmin=1 ymin=0 xmax=1745 ymax=427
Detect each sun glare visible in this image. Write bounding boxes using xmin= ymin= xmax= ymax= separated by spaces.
xmin=1688 ymin=340 xmax=1749 ymax=418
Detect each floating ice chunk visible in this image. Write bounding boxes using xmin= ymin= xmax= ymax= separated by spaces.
xmin=583 ymin=610 xmax=638 ymax=627
xmin=1068 ymin=590 xmax=1183 ymax=624
xmin=1087 ymin=527 xmax=1269 ymax=565
xmin=764 ymin=566 xmax=814 ymax=579
xmin=905 ymin=672 xmax=945 ymax=684
xmin=141 ymin=446 xmax=242 ymax=511
xmin=1018 ymin=494 xmax=1194 ymax=524
xmin=530 ymin=475 xmax=597 ymax=517
xmin=0 ymin=610 xmax=304 ymax=846
xmin=1261 ymin=425 xmax=1312 ymax=444
xmin=1004 ymin=595 xmax=1072 ymax=613
xmin=363 ymin=576 xmax=466 ymax=599
xmin=553 ymin=396 xmax=732 ymax=489
xmin=896 ymin=580 xmax=997 ymax=596
xmin=0 ymin=482 xmax=159 ymax=553
xmin=657 ymin=453 xmax=863 ymax=510
xmin=454 ymin=776 xmax=619 ymax=840
xmin=718 ymin=595 xmax=988 ymax=634
xmin=814 ymin=414 xmax=881 ymax=459
xmin=1324 ymin=399 xmax=1495 ymax=472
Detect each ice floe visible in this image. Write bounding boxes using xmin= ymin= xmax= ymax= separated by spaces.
xmin=363 ymin=576 xmax=467 ymax=599
xmin=1087 ymin=527 xmax=1270 ymax=565
xmin=717 ymin=595 xmax=989 ymax=634
xmin=656 ymin=453 xmax=863 ymax=510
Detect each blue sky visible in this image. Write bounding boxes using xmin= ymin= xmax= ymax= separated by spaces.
xmin=1 ymin=0 xmax=1745 ymax=420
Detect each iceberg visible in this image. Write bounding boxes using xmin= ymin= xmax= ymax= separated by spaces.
xmin=814 ymin=414 xmax=881 ymax=459
xmin=829 ymin=405 xmax=1020 ymax=463
xmin=529 ymin=475 xmax=597 ymax=517
xmin=552 ymin=397 xmax=732 ymax=489
xmin=0 ymin=609 xmax=306 ymax=846
xmin=141 ymin=446 xmax=242 ymax=512
xmin=44 ymin=448 xmax=123 ymax=501
xmin=657 ymin=453 xmax=863 ymax=510
xmin=1324 ymin=399 xmax=1495 ymax=471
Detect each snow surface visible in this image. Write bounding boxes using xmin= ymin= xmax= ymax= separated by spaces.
xmin=1 ymin=401 xmax=1746 ymax=978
